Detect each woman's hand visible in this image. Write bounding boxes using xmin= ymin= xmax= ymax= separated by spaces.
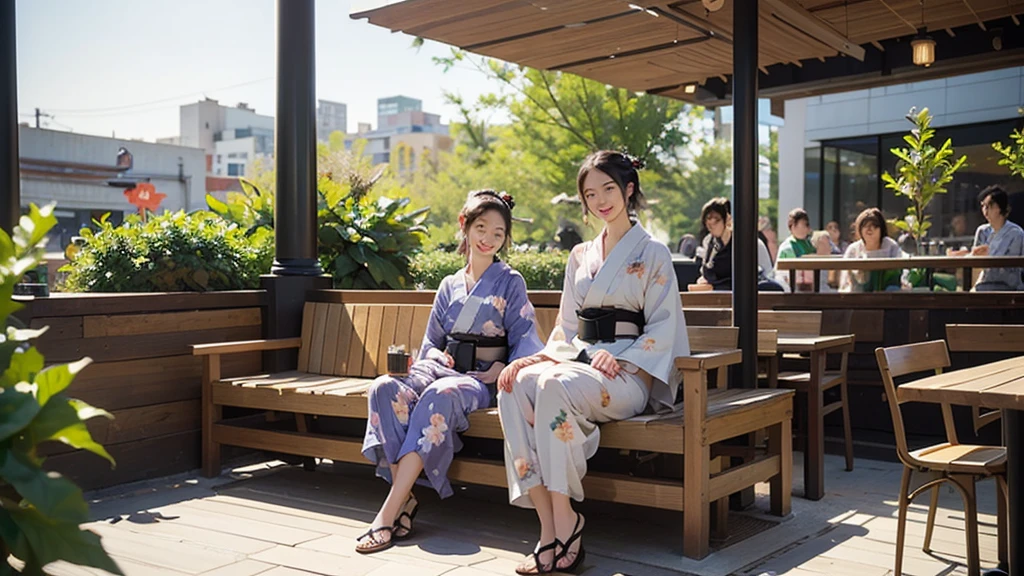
xmin=589 ymin=349 xmax=621 ymax=379
xmin=469 ymin=361 xmax=505 ymax=385
xmin=971 ymin=244 xmax=989 ymax=256
xmin=426 ymin=347 xmax=455 ymax=368
xmin=497 ymin=355 xmax=544 ymax=393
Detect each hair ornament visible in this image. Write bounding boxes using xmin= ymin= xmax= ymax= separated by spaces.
xmin=473 ymin=189 xmax=515 ymax=211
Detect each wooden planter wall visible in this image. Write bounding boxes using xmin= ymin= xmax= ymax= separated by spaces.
xmin=22 ymin=292 xmax=266 ymax=490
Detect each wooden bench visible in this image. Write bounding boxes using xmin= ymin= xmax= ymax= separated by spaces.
xmin=194 ymin=290 xmax=794 ymax=559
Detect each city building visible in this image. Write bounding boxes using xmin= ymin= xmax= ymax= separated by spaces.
xmin=162 ymin=98 xmax=274 ymax=177
xmin=376 ymin=95 xmax=421 ymax=127
xmin=18 ymin=126 xmax=207 ymax=250
xmin=777 ymin=67 xmax=1024 ymax=247
xmin=317 ymin=99 xmax=347 ymax=142
xmin=346 ymin=96 xmax=452 ymax=171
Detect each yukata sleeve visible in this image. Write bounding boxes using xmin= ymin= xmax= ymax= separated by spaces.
xmin=618 ymin=245 xmax=689 ymax=385
xmin=502 ymin=273 xmax=545 ymax=361
xmin=417 ymin=276 xmax=451 ymax=360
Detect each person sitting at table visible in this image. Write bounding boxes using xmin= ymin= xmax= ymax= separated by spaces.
xmin=949 ymin=185 xmax=1023 ymax=291
xmin=693 ymin=197 xmax=785 ymax=291
xmin=775 ymin=207 xmax=826 ymax=292
xmin=839 ymin=207 xmax=905 ymax=292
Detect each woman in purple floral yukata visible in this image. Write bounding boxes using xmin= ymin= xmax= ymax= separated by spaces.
xmin=355 ymin=190 xmax=544 ymax=554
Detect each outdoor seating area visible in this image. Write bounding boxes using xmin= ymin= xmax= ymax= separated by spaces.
xmin=5 ymin=0 xmax=1024 ymax=575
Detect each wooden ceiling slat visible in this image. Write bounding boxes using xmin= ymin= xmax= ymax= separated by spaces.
xmin=353 ymin=0 xmax=1023 ymax=101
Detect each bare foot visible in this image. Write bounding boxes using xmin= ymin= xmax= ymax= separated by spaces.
xmin=354 ymin=524 xmax=393 ymax=554
xmin=515 ymin=540 xmax=558 ymax=575
xmin=555 ymin=513 xmax=585 ymax=571
xmin=393 ymin=495 xmax=418 ymax=538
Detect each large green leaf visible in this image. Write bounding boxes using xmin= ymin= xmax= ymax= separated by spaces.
xmin=3 ymin=346 xmax=45 ymax=388
xmin=34 ymin=358 xmax=91 ymax=408
xmin=0 ymin=449 xmax=88 ymax=524
xmin=0 ymin=385 xmax=40 ymax=441
xmin=8 ymin=505 xmax=123 ymax=575
xmin=29 ymin=397 xmax=114 ymax=466
xmin=205 ymin=193 xmax=228 ymax=216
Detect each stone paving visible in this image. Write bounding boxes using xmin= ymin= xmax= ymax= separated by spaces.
xmin=42 ymin=452 xmax=1002 ymax=576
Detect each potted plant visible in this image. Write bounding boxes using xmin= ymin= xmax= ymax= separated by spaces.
xmin=882 ymin=107 xmax=967 ymax=290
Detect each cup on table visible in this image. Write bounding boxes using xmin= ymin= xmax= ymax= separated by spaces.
xmin=386 ymin=345 xmax=412 ymax=376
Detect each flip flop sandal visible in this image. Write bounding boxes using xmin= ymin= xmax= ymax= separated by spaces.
xmin=515 ymin=539 xmax=560 ymax=575
xmin=392 ymin=497 xmax=419 ymax=540
xmin=354 ymin=525 xmax=394 ymax=554
xmin=554 ymin=512 xmax=586 ymax=574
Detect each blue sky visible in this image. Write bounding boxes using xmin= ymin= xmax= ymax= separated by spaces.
xmin=15 ymin=0 xmax=501 ymax=141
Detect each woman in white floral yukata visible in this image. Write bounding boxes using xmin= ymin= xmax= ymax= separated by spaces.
xmin=355 ymin=190 xmax=544 ymax=554
xmin=497 ymin=151 xmax=689 ymax=574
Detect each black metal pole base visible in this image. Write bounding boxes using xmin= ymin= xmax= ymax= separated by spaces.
xmin=260 ymin=273 xmax=331 ymax=372
xmin=271 ymin=257 xmax=324 ymax=277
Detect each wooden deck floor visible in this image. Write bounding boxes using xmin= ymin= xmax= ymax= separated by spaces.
xmin=33 ymin=453 xmax=1002 ymax=576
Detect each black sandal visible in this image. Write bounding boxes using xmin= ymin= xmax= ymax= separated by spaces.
xmin=354 ymin=526 xmax=394 ymax=554
xmin=515 ymin=540 xmax=560 ymax=575
xmin=555 ymin=513 xmax=586 ymax=574
xmin=392 ymin=497 xmax=419 ymax=540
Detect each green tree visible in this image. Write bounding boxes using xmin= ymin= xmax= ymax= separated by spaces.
xmin=430 ymin=49 xmax=703 ymax=244
xmin=658 ymin=141 xmax=733 ymax=237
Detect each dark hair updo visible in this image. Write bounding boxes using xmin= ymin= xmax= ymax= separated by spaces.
xmin=457 ymin=189 xmax=514 ymax=258
xmin=576 ymin=150 xmax=647 ymax=221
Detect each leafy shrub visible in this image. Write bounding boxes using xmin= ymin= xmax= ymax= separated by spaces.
xmin=410 ymin=249 xmax=567 ymax=290
xmin=1 ymin=204 xmax=122 ymax=574
xmin=208 ymin=150 xmax=429 ymax=289
xmin=60 ymin=211 xmax=273 ymax=292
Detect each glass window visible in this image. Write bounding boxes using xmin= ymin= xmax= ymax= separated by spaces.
xmin=803 ymin=146 xmax=821 ymax=227
xmin=227 ymin=164 xmax=244 ymax=176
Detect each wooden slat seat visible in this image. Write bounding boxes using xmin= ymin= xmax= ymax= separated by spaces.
xmin=909 ymin=443 xmax=1006 ymax=474
xmin=196 ymin=292 xmax=794 ymax=560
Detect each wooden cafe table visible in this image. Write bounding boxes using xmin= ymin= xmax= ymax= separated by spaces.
xmin=898 ymin=356 xmax=1024 ymax=575
xmin=777 ymin=334 xmax=856 ymax=501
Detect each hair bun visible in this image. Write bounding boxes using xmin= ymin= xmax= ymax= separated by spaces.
xmin=499 ymin=192 xmax=515 ymax=211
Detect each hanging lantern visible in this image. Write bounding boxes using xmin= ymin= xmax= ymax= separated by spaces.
xmin=911 ymin=32 xmax=935 ymax=67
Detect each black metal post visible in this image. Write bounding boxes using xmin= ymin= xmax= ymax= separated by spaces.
xmin=732 ymin=0 xmax=758 ymax=389
xmin=271 ymin=0 xmax=320 ymax=276
xmin=1 ymin=0 xmax=20 ymax=233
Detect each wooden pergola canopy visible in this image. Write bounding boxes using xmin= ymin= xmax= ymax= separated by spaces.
xmin=352 ymin=0 xmax=1024 ymax=105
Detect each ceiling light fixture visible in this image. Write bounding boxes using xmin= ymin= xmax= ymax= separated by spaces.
xmin=911 ymin=0 xmax=936 ymax=67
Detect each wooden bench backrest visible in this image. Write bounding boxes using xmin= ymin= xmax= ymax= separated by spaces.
xmin=758 ymin=310 xmax=822 ymax=337
xmin=684 ymin=307 xmax=732 ymax=326
xmin=299 ymin=302 xmax=558 ymax=377
xmin=688 ymin=326 xmax=738 ymax=352
xmin=946 ymin=324 xmax=1024 ymax=352
xmin=298 ymin=302 xmax=433 ymax=377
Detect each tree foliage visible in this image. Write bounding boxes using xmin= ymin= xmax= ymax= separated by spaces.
xmin=882 ymin=107 xmax=967 ymax=245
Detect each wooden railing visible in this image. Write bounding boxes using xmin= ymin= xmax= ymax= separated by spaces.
xmin=775 ymin=255 xmax=1024 ymax=292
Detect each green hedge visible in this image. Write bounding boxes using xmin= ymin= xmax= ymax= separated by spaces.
xmin=60 ymin=211 xmax=273 ymax=292
xmin=410 ymin=249 xmax=567 ymax=290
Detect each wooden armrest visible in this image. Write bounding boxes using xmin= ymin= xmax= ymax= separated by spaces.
xmin=192 ymin=337 xmax=303 ymax=356
xmin=676 ymin=349 xmax=742 ymax=372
